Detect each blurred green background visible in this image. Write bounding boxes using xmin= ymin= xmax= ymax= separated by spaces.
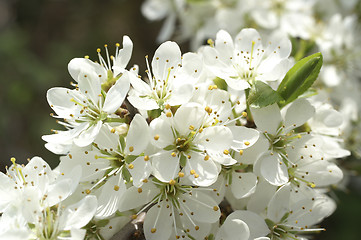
xmin=0 ymin=0 xmax=360 ymax=239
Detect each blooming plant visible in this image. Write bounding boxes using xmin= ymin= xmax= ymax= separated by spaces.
xmin=2 ymin=0 xmax=361 ymax=239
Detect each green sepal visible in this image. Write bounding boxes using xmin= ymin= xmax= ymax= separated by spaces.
xmin=247 ymin=80 xmax=284 ymax=108
xmin=180 ymin=154 xmax=187 ymax=168
xmin=124 ymin=155 xmax=138 ymax=164
xmin=207 ymin=234 xmax=215 ymax=240
xmin=118 ymin=135 xmax=126 ymax=152
xmin=164 ymin=145 xmax=176 ymax=151
xmin=148 ymin=109 xmax=162 ymax=120
xmin=213 ymin=77 xmax=228 ymax=90
xmin=122 ymin=167 xmax=131 ymax=182
xmin=232 ymin=164 xmax=248 ymax=170
xmin=96 ymin=219 xmax=110 ymax=228
xmin=280 ymin=211 xmax=290 ymax=223
xmin=265 ymin=218 xmax=275 ymax=229
xmin=277 ymin=52 xmax=323 ymax=107
xmin=28 ymin=223 xmax=36 ymax=230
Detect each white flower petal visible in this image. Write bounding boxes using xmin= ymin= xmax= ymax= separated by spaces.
xmin=167 ymin=83 xmax=194 ymax=106
xmin=174 ymin=104 xmax=204 ymax=136
xmin=113 ymin=35 xmax=133 ymax=76
xmin=229 ymin=126 xmax=260 ymax=150
xmin=47 ymin=87 xmax=82 ymax=118
xmin=267 ymin=184 xmax=291 ymax=222
xmin=150 ymin=118 xmax=174 ymax=148
xmin=126 ymin=114 xmax=150 ymax=155
xmin=234 ymin=28 xmax=262 ymax=53
xmin=247 ymin=178 xmax=277 ymax=214
xmin=216 ymin=219 xmax=250 ymax=240
xmin=118 ymin=181 xmax=158 ymax=212
xmin=185 ymin=152 xmax=219 ymax=187
xmin=251 ymin=103 xmax=282 ymax=135
xmin=259 ymin=153 xmax=289 ymax=186
xmin=225 ymin=210 xmax=270 ymax=240
xmin=128 ymin=95 xmax=160 ymax=110
xmin=152 ymin=151 xmax=180 ymax=183
xmin=215 ymin=30 xmax=235 ymax=61
xmin=284 ymin=98 xmax=315 ymax=129
xmin=73 ymin=121 xmax=102 ymax=147
xmin=182 ymin=191 xmax=220 ymax=223
xmin=77 ymin=70 xmax=102 ymax=104
xmin=195 ymin=126 xmax=233 ymax=152
xmin=231 ymin=172 xmax=258 ymax=199
xmin=102 ymin=73 xmax=130 ymax=113
xmin=144 ymin=202 xmax=173 ymax=240
xmin=151 ymin=41 xmax=181 ymax=82
xmin=68 ymin=58 xmax=107 ymax=83
xmin=60 ymin=195 xmax=97 ymax=230
xmin=96 ymin=175 xmax=126 ymax=218
xmin=128 ymin=156 xmax=152 ymax=188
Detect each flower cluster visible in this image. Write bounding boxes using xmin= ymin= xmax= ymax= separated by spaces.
xmin=143 ymin=0 xmax=361 ymax=157
xmin=1 ymin=25 xmax=351 ymax=239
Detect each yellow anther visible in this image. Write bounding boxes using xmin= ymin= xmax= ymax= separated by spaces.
xmin=195 ymin=226 xmax=199 ymax=231
xmin=207 ymin=39 xmax=214 ymax=46
xmin=171 ymin=152 xmax=177 ymax=157
xmin=204 ymin=155 xmax=210 ymax=161
xmin=129 ymin=146 xmax=134 ymax=152
xmin=190 ymin=169 xmax=196 ymax=175
xmin=189 ymin=125 xmax=195 ymax=130
xmin=239 ymin=150 xmax=244 ymax=155
xmin=213 ymin=206 xmax=219 ymax=211
xmin=111 ymin=128 xmax=116 ymax=133
xmin=205 ymin=106 xmax=212 ymax=114
xmin=310 ymin=183 xmax=316 ymax=188
xmin=223 ymin=149 xmax=230 ymax=155
xmin=128 ymin=164 xmax=134 ymax=169
xmin=242 ymin=112 xmax=247 ymax=117
xmin=97 ymin=48 xmax=101 ymax=53
xmin=178 ymin=172 xmax=185 ymax=177
xmin=131 ymin=214 xmax=138 ymax=219
xmin=114 ymin=185 xmax=120 ymax=191
xmin=116 ymin=43 xmax=120 ymax=47
xmin=244 ymin=141 xmax=250 ymax=146
xmin=10 ymin=157 xmax=16 ymax=164
xmin=137 ymin=188 xmax=143 ymax=193
xmin=166 ymin=112 xmax=172 ymax=117
xmin=142 ymin=179 xmax=148 ymax=183
xmin=297 ymin=134 xmax=302 ymax=139
xmin=85 ymin=189 xmax=91 ymax=194
xmin=191 ymin=131 xmax=196 ymax=135
xmin=144 ymin=155 xmax=150 ymax=161
xmin=194 ymin=174 xmax=199 ymax=178
xmin=154 ymin=135 xmax=160 ymax=140
xmin=84 ymin=55 xmax=89 ymax=59
xmin=165 ymin=104 xmax=171 ymax=110
xmin=169 ymin=179 xmax=176 ymax=185
xmin=198 ymin=127 xmax=203 ymax=133
xmin=151 ymin=228 xmax=157 ymax=233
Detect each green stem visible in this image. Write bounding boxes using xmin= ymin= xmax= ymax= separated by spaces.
xmin=245 ymin=88 xmax=253 ymax=123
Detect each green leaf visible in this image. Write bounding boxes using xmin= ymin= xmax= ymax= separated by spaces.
xmin=124 ymin=155 xmax=138 ymax=164
xmin=247 ymin=81 xmax=284 ymax=108
xmin=277 ymin=52 xmax=323 ymax=107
